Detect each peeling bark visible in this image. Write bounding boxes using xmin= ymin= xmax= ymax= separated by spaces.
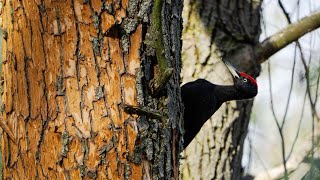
xmin=0 ymin=0 xmax=183 ymax=179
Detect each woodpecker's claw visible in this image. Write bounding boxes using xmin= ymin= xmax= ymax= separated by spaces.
xmin=223 ymin=61 xmax=240 ymax=79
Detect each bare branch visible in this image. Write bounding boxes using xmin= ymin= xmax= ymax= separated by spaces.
xmin=256 ymin=10 xmax=320 ymax=64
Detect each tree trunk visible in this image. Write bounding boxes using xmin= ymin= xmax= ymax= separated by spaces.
xmin=180 ymin=0 xmax=262 ymax=179
xmin=0 ymin=0 xmax=183 ymax=179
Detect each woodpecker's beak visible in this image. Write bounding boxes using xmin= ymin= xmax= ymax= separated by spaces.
xmin=223 ymin=61 xmax=240 ymax=79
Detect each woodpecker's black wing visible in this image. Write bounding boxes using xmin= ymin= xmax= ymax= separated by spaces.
xmin=181 ymin=79 xmax=222 ymax=148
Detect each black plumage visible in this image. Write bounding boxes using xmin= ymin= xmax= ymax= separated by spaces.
xmin=181 ymin=62 xmax=258 ymax=149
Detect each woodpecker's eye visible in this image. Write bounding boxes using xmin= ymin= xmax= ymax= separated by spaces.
xmin=243 ymin=78 xmax=248 ymax=82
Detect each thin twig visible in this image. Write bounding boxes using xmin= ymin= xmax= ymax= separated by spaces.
xmin=286 ymin=89 xmax=307 ymax=161
xmin=267 ymin=60 xmax=288 ymax=179
xmin=313 ymin=61 xmax=320 ymax=104
xmin=276 ymin=3 xmax=320 ymax=180
xmin=280 ymin=44 xmax=296 ymax=129
xmin=262 ymin=8 xmax=289 ymax=178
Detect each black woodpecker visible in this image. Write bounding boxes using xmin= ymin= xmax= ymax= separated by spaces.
xmin=181 ymin=61 xmax=258 ymax=148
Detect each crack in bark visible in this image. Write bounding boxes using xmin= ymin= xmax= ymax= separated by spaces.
xmin=71 ymin=0 xmax=81 ymax=88
xmin=20 ymin=29 xmax=31 ymax=120
xmin=37 ymin=10 xmax=50 ymax=165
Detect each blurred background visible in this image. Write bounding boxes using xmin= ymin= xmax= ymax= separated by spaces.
xmin=243 ymin=0 xmax=320 ymax=179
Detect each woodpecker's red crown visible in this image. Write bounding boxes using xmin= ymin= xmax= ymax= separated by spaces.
xmin=223 ymin=60 xmax=258 ymax=87
xmin=239 ymin=72 xmax=257 ymax=87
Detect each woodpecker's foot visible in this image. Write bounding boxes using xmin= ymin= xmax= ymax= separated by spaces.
xmin=123 ymin=104 xmax=165 ymax=120
xmin=0 ymin=117 xmax=16 ymax=144
xmin=148 ymin=68 xmax=173 ymax=96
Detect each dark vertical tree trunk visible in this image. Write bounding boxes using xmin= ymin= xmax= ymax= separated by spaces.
xmin=0 ymin=0 xmax=183 ymax=179
xmin=180 ymin=0 xmax=262 ymax=179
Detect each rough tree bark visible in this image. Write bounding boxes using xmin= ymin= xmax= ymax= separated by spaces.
xmin=0 ymin=0 xmax=183 ymax=179
xmin=180 ymin=0 xmax=262 ymax=179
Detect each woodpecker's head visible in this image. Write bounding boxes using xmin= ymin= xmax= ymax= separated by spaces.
xmin=224 ymin=61 xmax=258 ymax=99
